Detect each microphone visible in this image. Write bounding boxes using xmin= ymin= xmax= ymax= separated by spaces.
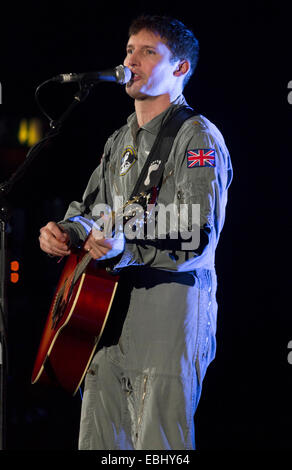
xmin=51 ymin=65 xmax=132 ymax=85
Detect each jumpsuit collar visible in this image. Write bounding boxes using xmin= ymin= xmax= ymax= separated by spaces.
xmin=127 ymin=94 xmax=189 ymax=140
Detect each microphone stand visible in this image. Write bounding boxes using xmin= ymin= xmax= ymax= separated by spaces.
xmin=0 ymin=81 xmax=93 ymax=449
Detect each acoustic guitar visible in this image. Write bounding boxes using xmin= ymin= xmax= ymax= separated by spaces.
xmin=31 ymin=190 xmax=156 ymax=395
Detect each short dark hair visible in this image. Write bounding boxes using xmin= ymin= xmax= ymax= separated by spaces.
xmin=128 ymin=15 xmax=199 ymax=87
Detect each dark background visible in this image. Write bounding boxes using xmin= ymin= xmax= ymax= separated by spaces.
xmin=0 ymin=0 xmax=291 ymax=451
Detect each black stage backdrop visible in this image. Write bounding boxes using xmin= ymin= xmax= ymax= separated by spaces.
xmin=0 ymin=0 xmax=291 ymax=451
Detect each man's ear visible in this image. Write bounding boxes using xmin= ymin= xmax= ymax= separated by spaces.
xmin=173 ymin=60 xmax=190 ymax=77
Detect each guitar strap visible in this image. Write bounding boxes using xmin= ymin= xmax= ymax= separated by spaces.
xmin=129 ymin=105 xmax=196 ymax=199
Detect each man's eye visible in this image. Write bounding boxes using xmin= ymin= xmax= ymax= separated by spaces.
xmin=146 ymin=49 xmax=155 ymax=54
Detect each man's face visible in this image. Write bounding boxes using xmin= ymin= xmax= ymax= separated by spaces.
xmin=123 ymin=28 xmax=180 ymax=100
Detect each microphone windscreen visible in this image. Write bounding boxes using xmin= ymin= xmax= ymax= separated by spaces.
xmin=116 ymin=65 xmax=132 ymax=85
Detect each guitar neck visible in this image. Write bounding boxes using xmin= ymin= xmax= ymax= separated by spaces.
xmin=73 ymin=251 xmax=92 ymax=284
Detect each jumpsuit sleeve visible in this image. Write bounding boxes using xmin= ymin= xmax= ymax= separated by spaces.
xmin=112 ymin=120 xmax=233 ymax=272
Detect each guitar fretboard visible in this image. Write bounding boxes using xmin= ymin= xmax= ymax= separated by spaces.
xmin=73 ymin=251 xmax=92 ymax=285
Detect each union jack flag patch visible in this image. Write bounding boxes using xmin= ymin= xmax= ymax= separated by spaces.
xmin=187 ymin=149 xmax=216 ymax=168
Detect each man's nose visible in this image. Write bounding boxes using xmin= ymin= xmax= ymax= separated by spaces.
xmin=124 ymin=51 xmax=140 ymax=68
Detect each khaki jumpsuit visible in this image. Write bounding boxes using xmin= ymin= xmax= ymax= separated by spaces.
xmin=59 ymin=95 xmax=233 ymax=450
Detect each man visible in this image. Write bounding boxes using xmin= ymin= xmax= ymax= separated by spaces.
xmin=39 ymin=15 xmax=232 ymax=450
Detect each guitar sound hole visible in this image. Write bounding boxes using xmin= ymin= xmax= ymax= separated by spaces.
xmin=51 ymin=294 xmax=64 ymax=329
xmin=51 ymin=278 xmax=72 ymax=330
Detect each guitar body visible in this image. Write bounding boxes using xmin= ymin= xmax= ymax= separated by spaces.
xmin=32 ymin=189 xmax=156 ymax=395
xmin=31 ymin=250 xmax=119 ymax=395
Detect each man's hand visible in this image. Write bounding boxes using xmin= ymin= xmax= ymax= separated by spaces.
xmin=84 ymin=229 xmax=125 ymax=261
xmin=39 ymin=221 xmax=71 ymax=257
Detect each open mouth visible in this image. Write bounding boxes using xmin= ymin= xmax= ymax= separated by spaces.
xmin=127 ymin=72 xmax=141 ymax=86
xmin=132 ymin=73 xmax=141 ymax=81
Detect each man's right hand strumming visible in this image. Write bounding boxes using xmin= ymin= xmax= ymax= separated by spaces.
xmin=39 ymin=221 xmax=71 ymax=257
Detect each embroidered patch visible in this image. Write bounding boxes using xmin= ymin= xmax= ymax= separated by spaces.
xmin=187 ymin=149 xmax=216 ymax=168
xmin=120 ymin=146 xmax=137 ymax=176
xmin=144 ymin=160 xmax=161 ymax=186
xmin=192 ymin=120 xmax=207 ymax=129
